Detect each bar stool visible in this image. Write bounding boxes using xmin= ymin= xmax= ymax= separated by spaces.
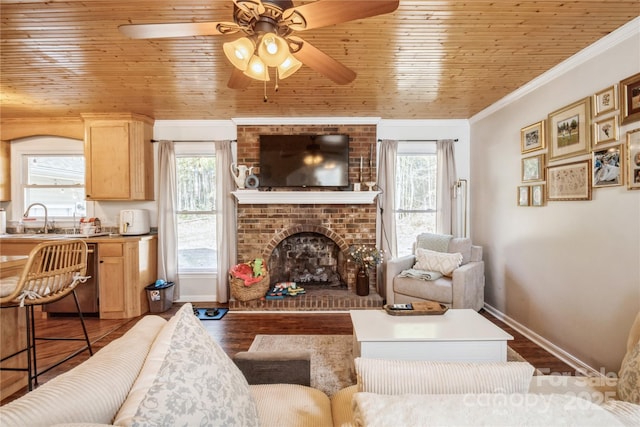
xmin=0 ymin=239 xmax=93 ymax=390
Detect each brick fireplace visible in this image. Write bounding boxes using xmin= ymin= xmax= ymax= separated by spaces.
xmin=229 ymin=124 xmax=385 ymax=310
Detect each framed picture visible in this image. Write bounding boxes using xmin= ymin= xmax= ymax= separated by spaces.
xmin=627 ymin=128 xmax=640 ymax=190
xmin=548 ymin=97 xmax=592 ymax=161
xmin=547 ymin=160 xmax=592 ymax=201
xmin=517 ymin=186 xmax=530 ymax=206
xmin=593 ymin=85 xmax=618 ymax=117
xmin=530 ymin=184 xmax=545 ymax=207
xmin=521 ymin=153 xmax=545 ymax=182
xmin=593 ymin=115 xmax=619 ymax=146
xmin=621 ymin=72 xmax=640 ymax=125
xmin=521 ymin=120 xmax=545 ymax=154
xmin=592 ymin=144 xmax=623 ymax=188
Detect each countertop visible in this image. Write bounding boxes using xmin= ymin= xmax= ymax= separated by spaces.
xmin=0 ymin=233 xmax=157 ymax=243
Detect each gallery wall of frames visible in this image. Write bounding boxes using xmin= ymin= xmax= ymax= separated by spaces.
xmin=517 ymin=71 xmax=640 ymax=207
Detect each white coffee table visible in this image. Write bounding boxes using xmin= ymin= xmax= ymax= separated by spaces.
xmin=350 ymin=309 xmax=514 ymax=362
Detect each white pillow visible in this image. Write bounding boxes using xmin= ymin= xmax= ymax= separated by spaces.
xmin=414 ymin=248 xmax=463 ymax=276
xmin=355 ymin=358 xmax=535 ymax=395
xmin=114 ymin=303 xmax=259 ymax=426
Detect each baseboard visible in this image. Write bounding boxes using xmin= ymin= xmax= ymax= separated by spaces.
xmin=483 ymin=303 xmax=603 ymax=377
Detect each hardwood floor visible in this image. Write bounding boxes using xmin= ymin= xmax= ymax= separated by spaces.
xmin=1 ymin=304 xmax=575 ymax=405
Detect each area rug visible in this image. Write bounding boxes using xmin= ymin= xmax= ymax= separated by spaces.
xmin=248 ymin=334 xmax=530 ymax=397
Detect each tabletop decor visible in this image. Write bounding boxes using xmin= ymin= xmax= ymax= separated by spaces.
xmin=348 ymin=245 xmax=383 ymax=296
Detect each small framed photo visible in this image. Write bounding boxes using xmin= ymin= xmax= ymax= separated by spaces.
xmin=593 ymin=85 xmax=618 ymax=117
xmin=530 ymin=184 xmax=545 ymax=207
xmin=593 ymin=115 xmax=619 ymax=146
xmin=548 ymin=97 xmax=592 ymax=161
xmin=547 ymin=160 xmax=592 ymax=201
xmin=521 ymin=153 xmax=545 ymax=182
xmin=517 ymin=186 xmax=530 ymax=206
xmin=627 ymin=128 xmax=640 ymax=190
xmin=521 ymin=120 xmax=545 ymax=154
xmin=592 ymin=144 xmax=623 ymax=188
xmin=621 ymin=72 xmax=640 ymax=125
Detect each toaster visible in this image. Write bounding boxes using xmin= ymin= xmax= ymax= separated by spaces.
xmin=119 ymin=209 xmax=150 ymax=235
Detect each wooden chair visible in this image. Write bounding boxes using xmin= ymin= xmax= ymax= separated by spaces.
xmin=0 ymin=239 xmax=93 ymax=390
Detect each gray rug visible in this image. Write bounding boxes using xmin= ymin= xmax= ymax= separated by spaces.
xmin=248 ymin=334 xmax=529 ymax=397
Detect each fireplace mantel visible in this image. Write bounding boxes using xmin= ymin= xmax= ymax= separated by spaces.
xmin=232 ymin=190 xmax=380 ymax=204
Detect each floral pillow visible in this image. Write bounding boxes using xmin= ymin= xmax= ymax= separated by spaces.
xmin=617 ymin=341 xmax=640 ymax=404
xmin=114 ymin=303 xmax=259 ymax=426
xmin=414 ymin=248 xmax=463 ymax=276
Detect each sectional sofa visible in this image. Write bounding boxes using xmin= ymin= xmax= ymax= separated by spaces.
xmin=1 ymin=304 xmax=638 ymax=426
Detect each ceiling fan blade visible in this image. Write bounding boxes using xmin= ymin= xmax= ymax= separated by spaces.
xmin=283 ymin=0 xmax=399 ymax=31
xmin=119 ymin=21 xmax=240 ymax=39
xmin=289 ymin=37 xmax=356 ymax=85
xmin=228 ymin=67 xmax=252 ymax=89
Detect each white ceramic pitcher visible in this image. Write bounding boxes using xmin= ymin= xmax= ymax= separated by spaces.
xmin=230 ymin=163 xmax=253 ymax=189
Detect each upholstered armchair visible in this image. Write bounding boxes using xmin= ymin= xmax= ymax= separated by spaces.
xmin=384 ymin=233 xmax=485 ymax=311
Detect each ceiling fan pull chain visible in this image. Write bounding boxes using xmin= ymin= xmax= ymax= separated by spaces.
xmin=275 ymin=69 xmax=279 ymax=92
xmin=263 ymin=79 xmax=268 ymax=102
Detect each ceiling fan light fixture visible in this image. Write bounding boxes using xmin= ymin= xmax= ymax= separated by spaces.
xmin=257 ymin=33 xmax=289 ymax=67
xmin=243 ymin=55 xmax=270 ymax=81
xmin=223 ymin=37 xmax=255 ymax=71
xmin=277 ymin=54 xmax=302 ymax=79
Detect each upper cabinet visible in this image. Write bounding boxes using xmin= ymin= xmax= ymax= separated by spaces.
xmin=0 ymin=140 xmax=10 ymax=201
xmin=82 ymin=113 xmax=154 ymax=201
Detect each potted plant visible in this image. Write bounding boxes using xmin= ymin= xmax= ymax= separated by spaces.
xmin=348 ymin=245 xmax=383 ymax=296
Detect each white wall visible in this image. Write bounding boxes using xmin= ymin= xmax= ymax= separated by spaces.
xmin=470 ymin=19 xmax=640 ymax=373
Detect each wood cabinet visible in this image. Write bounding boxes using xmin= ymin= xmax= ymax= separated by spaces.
xmin=0 ymin=140 xmax=10 ymax=201
xmin=0 ymin=235 xmax=157 ymax=320
xmin=97 ymin=238 xmax=157 ymax=319
xmin=82 ymin=113 xmax=154 ymax=201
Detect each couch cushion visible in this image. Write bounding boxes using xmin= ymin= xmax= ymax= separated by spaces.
xmin=414 ymin=248 xmax=463 ymax=276
xmin=617 ymin=340 xmax=640 ymax=404
xmin=249 ymin=384 xmax=332 ymax=427
xmin=114 ymin=303 xmax=259 ymax=427
xmin=0 ymin=315 xmax=167 ymax=427
xmin=393 ymin=275 xmax=453 ymax=304
xmin=355 ymin=358 xmax=535 ymax=395
xmin=416 ymin=233 xmax=452 ymax=253
xmin=351 ymin=392 xmax=624 ymax=427
xmin=331 ymin=385 xmax=358 ymax=427
xmin=448 ymin=237 xmax=472 ymax=264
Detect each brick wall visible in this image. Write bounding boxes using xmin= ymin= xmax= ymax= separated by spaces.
xmin=235 ymin=124 xmax=378 ymax=289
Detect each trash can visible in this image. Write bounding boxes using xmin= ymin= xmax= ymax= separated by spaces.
xmin=145 ymin=281 xmax=175 ymax=313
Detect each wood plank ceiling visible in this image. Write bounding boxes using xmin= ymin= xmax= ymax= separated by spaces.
xmin=1 ymin=1 xmax=638 ymax=120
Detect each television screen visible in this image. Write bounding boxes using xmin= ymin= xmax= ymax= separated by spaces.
xmin=259 ymin=134 xmax=350 ymax=188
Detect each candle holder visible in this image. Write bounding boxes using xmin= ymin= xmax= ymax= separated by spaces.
xmin=364 ymin=181 xmax=376 ymax=191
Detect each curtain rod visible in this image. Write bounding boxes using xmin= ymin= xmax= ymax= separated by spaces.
xmin=377 ymin=138 xmax=458 ymax=142
xmin=150 ymin=139 xmax=237 ymax=143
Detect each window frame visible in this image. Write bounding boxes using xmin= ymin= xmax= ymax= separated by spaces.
xmin=394 ymin=141 xmax=438 ymax=257
xmin=10 ymin=136 xmax=91 ymax=225
xmin=174 ymin=142 xmax=217 ymax=274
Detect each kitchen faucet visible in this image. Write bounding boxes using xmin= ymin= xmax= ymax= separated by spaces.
xmin=23 ymin=202 xmax=49 ymax=234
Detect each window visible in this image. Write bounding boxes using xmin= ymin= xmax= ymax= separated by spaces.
xmin=176 ymin=155 xmax=217 ymax=272
xmin=395 ymin=143 xmax=437 ymax=257
xmin=23 ymin=155 xmax=86 ymax=217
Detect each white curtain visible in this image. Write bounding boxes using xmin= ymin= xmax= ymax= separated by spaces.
xmin=157 ymin=140 xmax=179 ymax=299
xmin=215 ymin=140 xmax=236 ymax=302
xmin=436 ymin=139 xmax=459 ymax=236
xmin=376 ymin=139 xmax=398 ymax=300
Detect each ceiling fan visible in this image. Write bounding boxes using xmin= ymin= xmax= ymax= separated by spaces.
xmin=119 ymin=0 xmax=399 ymax=89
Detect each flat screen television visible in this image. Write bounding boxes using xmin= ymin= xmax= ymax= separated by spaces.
xmin=259 ymin=134 xmax=350 ymax=188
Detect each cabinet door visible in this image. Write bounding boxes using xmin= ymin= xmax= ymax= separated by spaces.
xmin=85 ymin=122 xmax=130 ymax=199
xmin=98 ymin=244 xmax=126 ymax=316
